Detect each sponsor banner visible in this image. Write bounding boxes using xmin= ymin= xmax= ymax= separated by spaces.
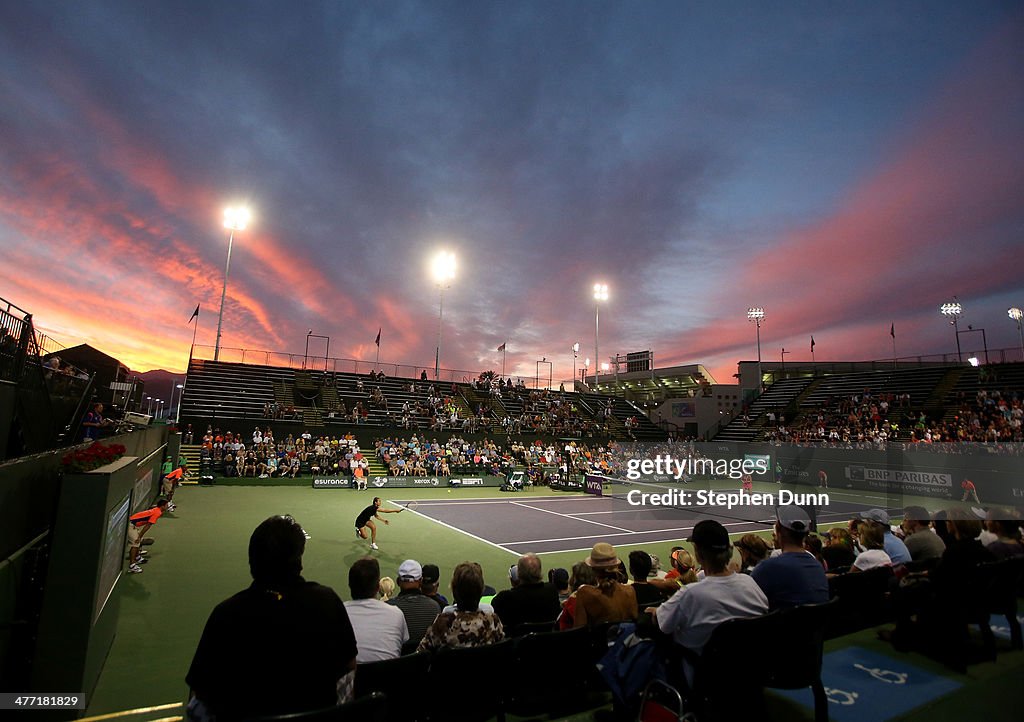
xmin=584 ymin=474 xmax=604 ymax=496
xmin=312 ymin=477 xmax=351 ymax=488
xmin=359 ymin=475 xmax=507 ymax=488
xmin=550 ymin=476 xmax=585 ymax=492
xmin=768 ymin=443 xmax=1024 ymax=508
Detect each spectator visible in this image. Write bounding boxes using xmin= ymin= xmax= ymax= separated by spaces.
xmin=653 ymin=520 xmax=769 ymax=686
xmin=665 ymin=547 xmax=699 ymax=585
xmin=851 ymin=523 xmax=892 ymax=571
xmin=345 ymin=557 xmax=409 ymax=662
xmin=860 ymin=509 xmax=912 ymax=565
xmin=982 ymin=512 xmax=1023 ymax=559
xmin=185 ymin=515 xmax=357 ymax=720
xmin=626 ymin=551 xmax=671 ymax=609
xmin=548 ymin=567 xmax=571 ymax=605
xmin=734 ymin=534 xmax=771 ymax=574
xmin=388 ymin=559 xmax=440 ymax=649
xmin=572 ymin=543 xmax=638 ymax=628
xmin=900 ymin=506 xmax=945 ymax=562
xmin=751 ymin=506 xmax=829 ymax=609
xmin=418 ymin=562 xmax=504 ymax=653
xmin=421 ymin=564 xmax=449 ymax=608
xmin=803 ymin=534 xmax=827 ymax=570
xmin=558 ymin=562 xmax=598 ymax=630
xmin=820 ymin=528 xmax=856 ymax=570
xmin=492 ymin=553 xmax=562 ymax=631
xmin=378 ymin=576 xmax=396 ymax=601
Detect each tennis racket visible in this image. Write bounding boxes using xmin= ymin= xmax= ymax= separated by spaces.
xmin=403 ymin=501 xmax=419 ymax=512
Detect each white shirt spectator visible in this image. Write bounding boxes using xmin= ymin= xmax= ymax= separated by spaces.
xmin=344 ymin=598 xmax=409 ymax=663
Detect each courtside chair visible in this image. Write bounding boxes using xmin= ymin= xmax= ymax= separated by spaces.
xmin=507 ymin=626 xmax=607 ymax=717
xmin=685 ymin=599 xmax=835 ymax=722
xmin=248 ymin=692 xmax=386 ymax=722
xmin=353 ymin=651 xmax=431 ymax=722
xmin=424 ymin=639 xmax=515 ymax=722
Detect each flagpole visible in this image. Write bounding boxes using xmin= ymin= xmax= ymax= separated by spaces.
xmin=502 ymin=344 xmax=507 ymax=379
xmin=891 ymin=323 xmax=897 ymax=369
xmin=178 ymin=305 xmax=200 ymax=425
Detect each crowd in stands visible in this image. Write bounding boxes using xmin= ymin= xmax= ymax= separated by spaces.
xmin=198 ymin=426 xmax=369 ymax=479
xmin=915 ymin=387 xmax=1024 ymax=443
xmin=195 ymin=423 xmax=627 ymax=480
xmin=494 ymin=387 xmax=607 ymax=437
xmin=373 ymin=434 xmax=622 ymax=480
xmin=244 ymin=370 xmax=635 ymax=439
xmin=759 ymin=385 xmax=1024 ymax=448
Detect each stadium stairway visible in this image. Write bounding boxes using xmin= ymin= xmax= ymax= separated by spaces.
xmin=713 ymin=376 xmax=815 ymax=441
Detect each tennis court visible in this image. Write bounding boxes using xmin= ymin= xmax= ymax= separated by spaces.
xmin=394 ymin=479 xmax=908 ymax=555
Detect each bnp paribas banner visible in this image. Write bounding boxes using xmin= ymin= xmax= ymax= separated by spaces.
xmin=767 ymin=442 xmax=1023 ymax=508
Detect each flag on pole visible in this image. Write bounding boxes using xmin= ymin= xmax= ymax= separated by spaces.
xmin=810 ymin=336 xmax=815 ymax=352
xmin=497 ymin=342 xmax=506 ymax=352
xmin=890 ymin=322 xmax=895 ymax=339
xmin=189 ymin=304 xmax=200 ymax=323
xmin=374 ymin=328 xmax=381 ymax=347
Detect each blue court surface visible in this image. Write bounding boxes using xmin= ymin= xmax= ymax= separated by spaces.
xmin=392 ymin=484 xmax=905 ymax=555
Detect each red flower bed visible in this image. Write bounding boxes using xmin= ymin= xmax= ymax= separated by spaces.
xmin=61 ymin=441 xmax=128 ymax=473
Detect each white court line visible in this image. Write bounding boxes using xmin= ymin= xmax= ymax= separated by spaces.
xmin=510 ymin=500 xmax=635 ymax=533
xmin=533 ymin=526 xmax=777 ymax=555
xmin=502 ymin=519 xmax=764 ymax=547
xmin=395 ymin=495 xmax=599 ymax=506
xmin=386 ymin=498 xmax=519 ymax=557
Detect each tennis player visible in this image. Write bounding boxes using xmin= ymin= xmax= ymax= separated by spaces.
xmin=355 ymin=497 xmax=403 ymax=550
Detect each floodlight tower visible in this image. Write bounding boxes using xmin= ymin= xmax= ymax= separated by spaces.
xmin=1009 ymin=308 xmax=1024 ymax=359
xmin=214 ymin=206 xmax=252 ymax=361
xmin=593 ymin=283 xmax=608 ymax=387
xmin=747 ymin=307 xmax=765 ymax=392
xmin=940 ymin=298 xmax=963 ymax=362
xmin=432 ymin=251 xmax=457 ymax=380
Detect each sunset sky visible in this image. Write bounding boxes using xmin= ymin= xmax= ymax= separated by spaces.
xmin=1 ymin=1 xmax=1022 ymax=385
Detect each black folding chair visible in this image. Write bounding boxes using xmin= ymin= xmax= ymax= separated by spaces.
xmin=354 ymin=652 xmax=431 ymax=722
xmin=247 ymin=692 xmax=386 ymax=722
xmin=424 ymin=639 xmax=515 ymax=722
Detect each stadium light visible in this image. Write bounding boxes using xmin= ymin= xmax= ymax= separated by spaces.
xmin=572 ymin=342 xmax=580 ymax=389
xmin=940 ymin=298 xmax=962 ymax=362
xmin=432 ymin=251 xmax=457 ymax=380
xmin=1009 ymin=307 xmax=1024 ymax=358
xmin=173 ymin=383 xmax=184 ymax=424
xmin=215 ymin=205 xmax=252 ymax=362
xmin=594 ymin=283 xmax=608 ymax=387
xmin=747 ymin=307 xmax=765 ymax=393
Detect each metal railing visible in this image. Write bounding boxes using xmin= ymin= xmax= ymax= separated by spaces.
xmin=190 ymin=344 xmax=497 ymax=384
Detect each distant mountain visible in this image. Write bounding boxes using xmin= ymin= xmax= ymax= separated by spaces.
xmin=130 ymin=368 xmax=186 ymax=395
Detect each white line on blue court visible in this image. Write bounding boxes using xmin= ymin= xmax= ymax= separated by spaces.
xmin=509 ymin=500 xmax=635 ymax=533
xmin=504 ymin=519 xmax=763 ymax=547
xmin=387 ymin=498 xmax=520 ymax=557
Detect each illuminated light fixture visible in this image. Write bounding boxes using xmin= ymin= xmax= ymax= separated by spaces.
xmin=432 ymin=250 xmax=457 ymax=380
xmin=939 ymin=297 xmax=963 ymax=362
xmin=593 ymin=283 xmax=608 ymax=387
xmin=747 ymin=307 xmax=765 ymax=394
xmin=214 ymin=205 xmax=252 ymax=361
xmin=1009 ymin=308 xmax=1024 ymax=358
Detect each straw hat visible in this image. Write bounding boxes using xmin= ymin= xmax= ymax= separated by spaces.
xmin=585 ymin=542 xmax=620 ymax=568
